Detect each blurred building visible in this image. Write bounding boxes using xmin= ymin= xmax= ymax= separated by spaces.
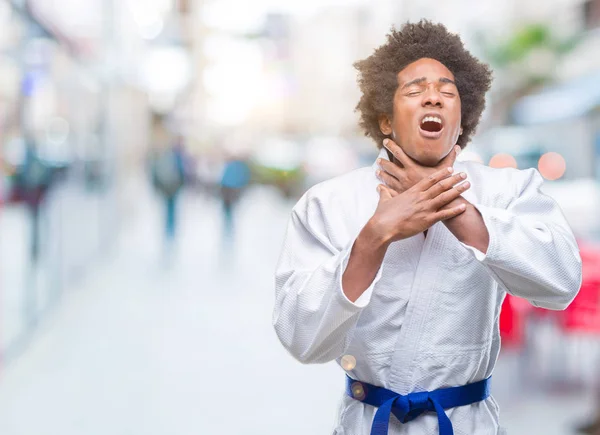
xmin=0 ymin=0 xmax=194 ymax=361
xmin=508 ymin=0 xmax=600 ymax=179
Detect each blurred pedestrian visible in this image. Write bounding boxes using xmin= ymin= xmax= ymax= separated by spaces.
xmin=151 ymin=135 xmax=186 ymax=249
xmin=219 ymin=156 xmax=251 ymax=239
xmin=13 ymin=141 xmax=53 ymax=263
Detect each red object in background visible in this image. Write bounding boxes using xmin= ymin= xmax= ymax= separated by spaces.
xmin=499 ymin=295 xmax=520 ymax=348
xmin=499 ymin=294 xmax=532 ymax=348
xmin=561 ymin=240 xmax=600 ymax=333
xmin=499 ymin=239 xmax=600 ymax=345
xmin=0 ymin=173 xmax=2 ymax=377
xmin=562 ymin=278 xmax=600 ymax=333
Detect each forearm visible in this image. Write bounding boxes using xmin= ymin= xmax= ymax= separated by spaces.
xmin=442 ymin=197 xmax=490 ymax=254
xmin=342 ymin=220 xmax=389 ymax=302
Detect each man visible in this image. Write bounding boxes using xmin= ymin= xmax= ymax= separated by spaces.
xmin=273 ymin=20 xmax=582 ymax=435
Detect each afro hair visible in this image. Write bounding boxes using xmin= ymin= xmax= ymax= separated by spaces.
xmin=354 ymin=20 xmax=493 ymax=149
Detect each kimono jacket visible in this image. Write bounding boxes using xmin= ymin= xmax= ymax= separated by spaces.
xmin=273 ymin=148 xmax=582 ymax=434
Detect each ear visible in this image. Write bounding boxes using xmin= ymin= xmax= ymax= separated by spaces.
xmin=459 ymin=127 xmax=463 ymax=135
xmin=378 ymin=114 xmax=393 ymax=136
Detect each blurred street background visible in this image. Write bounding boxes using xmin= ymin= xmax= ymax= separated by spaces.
xmin=1 ymin=0 xmax=600 ymax=434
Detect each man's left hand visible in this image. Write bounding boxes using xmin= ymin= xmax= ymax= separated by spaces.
xmin=376 ymin=139 xmax=462 ymax=194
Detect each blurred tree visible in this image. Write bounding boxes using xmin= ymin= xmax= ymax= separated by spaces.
xmin=250 ymin=163 xmax=304 ymax=198
xmin=484 ymin=24 xmax=579 ymax=68
xmin=476 ymin=23 xmax=582 ymax=125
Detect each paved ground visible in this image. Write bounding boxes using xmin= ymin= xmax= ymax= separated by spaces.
xmin=0 ymin=182 xmax=596 ymax=434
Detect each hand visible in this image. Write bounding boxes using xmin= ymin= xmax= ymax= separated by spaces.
xmin=368 ymin=166 xmax=471 ymax=245
xmin=376 ymin=139 xmax=462 ymax=194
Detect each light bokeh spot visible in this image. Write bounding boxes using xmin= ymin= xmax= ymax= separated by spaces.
xmin=538 ymin=152 xmax=566 ymax=180
xmin=351 ymin=382 xmax=366 ymax=400
xmin=489 ymin=153 xmax=517 ymax=169
xmin=341 ymin=354 xmax=357 ymax=371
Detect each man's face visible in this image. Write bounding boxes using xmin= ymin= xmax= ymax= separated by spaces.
xmin=379 ymin=58 xmax=462 ymax=167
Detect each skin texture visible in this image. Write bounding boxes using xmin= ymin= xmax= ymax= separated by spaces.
xmin=378 ymin=58 xmax=462 ymax=167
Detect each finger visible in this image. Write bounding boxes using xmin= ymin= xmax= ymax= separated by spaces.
xmin=430 ymin=181 xmax=471 ymax=210
xmin=376 ymin=184 xmax=393 ymax=201
xmin=446 ymin=145 xmax=461 ymax=165
xmin=424 ymin=171 xmax=468 ymax=199
xmin=377 ymin=158 xmax=403 ymax=181
xmin=383 ymin=138 xmax=413 ymax=168
xmin=437 ymin=145 xmax=461 ymax=169
xmin=376 ymin=167 xmax=401 ymax=192
xmin=416 ymin=166 xmax=454 ymax=192
xmin=378 ymin=183 xmax=399 ymax=198
xmin=432 ymin=203 xmax=467 ymax=222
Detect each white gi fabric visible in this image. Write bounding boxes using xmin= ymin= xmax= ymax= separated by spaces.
xmin=273 ymin=148 xmax=582 ymax=435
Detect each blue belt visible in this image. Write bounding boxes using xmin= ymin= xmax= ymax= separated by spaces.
xmin=346 ymin=375 xmax=491 ymax=435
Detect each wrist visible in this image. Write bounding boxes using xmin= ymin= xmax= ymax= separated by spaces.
xmin=361 ymin=218 xmax=392 ymax=252
xmin=442 ymin=197 xmax=472 ymax=226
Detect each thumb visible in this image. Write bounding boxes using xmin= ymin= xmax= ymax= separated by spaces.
xmin=377 ymin=184 xmax=393 ymax=201
xmin=442 ymin=145 xmax=461 ymax=167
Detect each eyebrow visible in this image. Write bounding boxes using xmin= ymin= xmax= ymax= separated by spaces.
xmin=439 ymin=77 xmax=456 ymax=85
xmin=401 ymin=77 xmax=456 ymax=88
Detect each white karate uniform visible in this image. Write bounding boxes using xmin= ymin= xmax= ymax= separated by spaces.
xmin=273 ymin=148 xmax=582 ymax=434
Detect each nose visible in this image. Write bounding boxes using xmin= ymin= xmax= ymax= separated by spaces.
xmin=422 ymin=86 xmax=443 ymax=108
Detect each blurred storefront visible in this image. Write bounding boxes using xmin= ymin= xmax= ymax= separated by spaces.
xmin=0 ymin=0 xmax=105 ymax=362
xmin=0 ymin=0 xmax=171 ymax=363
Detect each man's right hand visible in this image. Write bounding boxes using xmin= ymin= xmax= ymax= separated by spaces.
xmin=368 ymin=166 xmax=470 ymax=246
xmin=378 ymin=140 xmax=462 ymax=195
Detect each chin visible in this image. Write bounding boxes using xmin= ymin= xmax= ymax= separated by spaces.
xmin=415 ymin=144 xmax=454 ymax=166
xmin=414 ymin=154 xmax=442 ymax=167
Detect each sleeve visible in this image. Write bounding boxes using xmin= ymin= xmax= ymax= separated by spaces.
xmin=272 ymin=194 xmax=384 ymax=364
xmin=460 ymin=168 xmax=582 ymax=310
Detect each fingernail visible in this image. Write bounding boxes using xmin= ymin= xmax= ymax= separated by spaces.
xmin=383 ymin=138 xmax=389 ymax=146
xmin=455 ymin=145 xmax=461 ymax=154
xmin=377 ymin=158 xmax=382 ymax=165
xmin=447 ymin=167 xmax=453 ymax=173
xmin=460 ymin=172 xmax=467 ymax=179
xmin=463 ymin=181 xmax=471 ymax=188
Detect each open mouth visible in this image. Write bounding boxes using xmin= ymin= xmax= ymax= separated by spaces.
xmin=419 ymin=114 xmax=444 ymax=139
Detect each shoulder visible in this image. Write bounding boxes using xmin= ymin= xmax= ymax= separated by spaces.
xmin=305 ymin=166 xmax=375 ymax=199
xmin=291 ymin=166 xmax=375 ymax=224
xmin=457 ymin=160 xmax=543 ymax=206
xmin=459 ymin=160 xmax=540 ymax=186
